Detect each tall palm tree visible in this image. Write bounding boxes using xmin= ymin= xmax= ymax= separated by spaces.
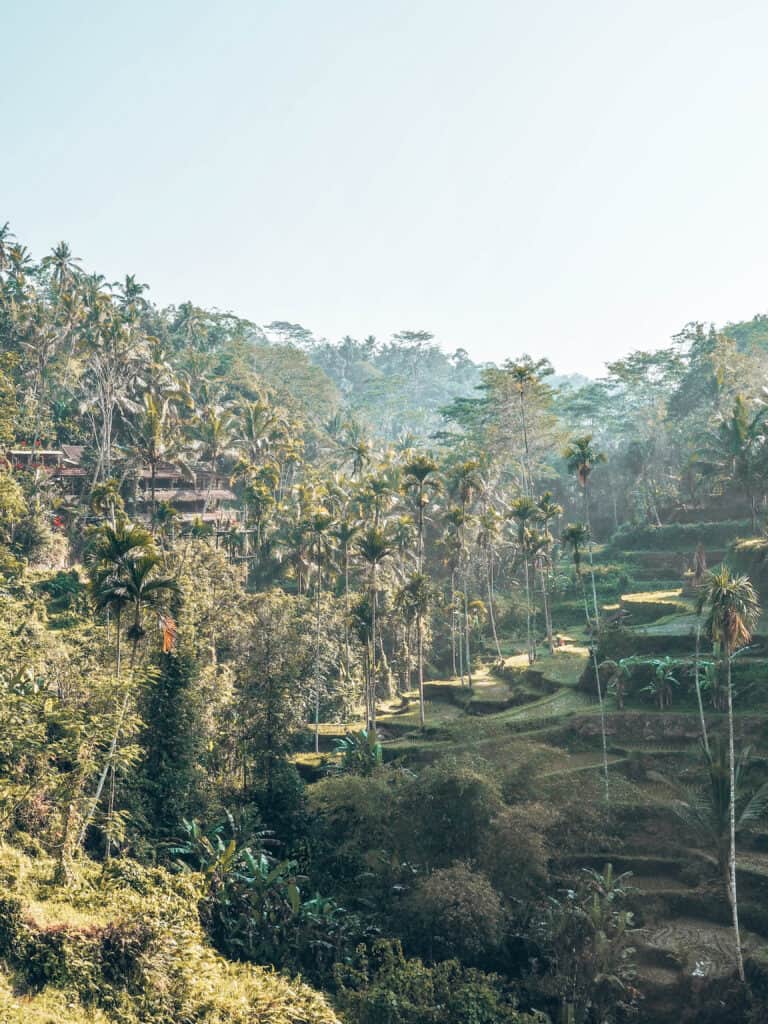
xmin=696 ymin=565 xmax=761 ymax=982
xmin=357 ymin=527 xmax=392 ymax=728
xmin=309 ymin=507 xmax=334 ymax=753
xmin=87 ymin=518 xmax=155 ymax=672
xmin=476 ymin=508 xmax=504 ymax=660
xmin=508 ymin=360 xmax=538 ymax=496
xmin=564 ymin=436 xmax=606 ymax=624
xmin=332 ymin=517 xmax=360 ymax=679
xmin=509 ymin=496 xmax=539 ymax=664
xmin=451 ymin=460 xmax=481 ymax=686
xmin=537 ymin=491 xmax=563 ymax=651
xmin=403 ymin=454 xmax=440 ymax=571
xmin=395 ymin=573 xmax=432 ymax=727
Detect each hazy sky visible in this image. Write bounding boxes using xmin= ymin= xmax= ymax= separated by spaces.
xmin=4 ymin=1 xmax=768 ymax=374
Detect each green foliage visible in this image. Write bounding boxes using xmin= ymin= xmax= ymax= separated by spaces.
xmin=335 ymin=939 xmax=546 ymax=1024
xmin=408 ymin=863 xmax=505 ymax=963
xmin=608 ymin=519 xmax=749 ymax=552
xmin=332 ymin=728 xmax=383 ymax=775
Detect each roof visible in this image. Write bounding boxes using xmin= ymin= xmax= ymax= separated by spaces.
xmin=61 ymin=445 xmax=85 ymax=464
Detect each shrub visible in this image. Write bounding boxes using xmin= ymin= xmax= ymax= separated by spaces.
xmin=408 ymin=863 xmax=504 ymax=963
xmin=334 ymin=938 xmax=546 ymax=1024
xmin=397 ymin=757 xmax=504 ymax=868
xmin=607 ymin=519 xmax=748 ymax=552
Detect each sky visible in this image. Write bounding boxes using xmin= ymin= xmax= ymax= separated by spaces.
xmin=3 ymin=0 xmax=768 ymax=375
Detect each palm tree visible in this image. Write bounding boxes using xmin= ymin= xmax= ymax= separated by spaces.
xmin=476 ymin=508 xmax=504 ymax=660
xmin=357 ymin=527 xmax=392 ymax=728
xmin=395 ymin=573 xmax=432 ymax=727
xmin=696 ymin=565 xmax=761 ymax=981
xmin=403 ymin=454 xmax=440 ymax=571
xmin=309 ymin=507 xmax=334 ymax=753
xmin=509 ymin=496 xmax=539 ymax=664
xmin=451 ymin=460 xmax=481 ymax=686
xmin=193 ymin=405 xmax=236 ymax=512
xmin=82 ymin=526 xmax=178 ymax=848
xmin=537 ymin=491 xmax=563 ymax=651
xmin=128 ymin=392 xmax=179 ymax=521
xmin=564 ymin=436 xmax=606 ymax=624
xmin=507 ymin=360 xmax=540 ymax=496
xmin=87 ymin=518 xmax=155 ymax=672
xmin=332 ymin=517 xmax=360 ymax=679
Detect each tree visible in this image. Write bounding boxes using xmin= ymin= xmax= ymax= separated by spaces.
xmin=696 ymin=565 xmax=761 ymax=981
xmin=403 ymin=454 xmax=440 ymax=571
xmin=509 ymin=496 xmax=539 ymax=664
xmin=309 ymin=507 xmax=334 ymax=753
xmin=356 ymin=527 xmax=392 ymax=728
xmin=395 ymin=572 xmax=432 ymax=727
xmin=127 ymin=392 xmax=180 ymax=521
xmin=564 ymin=435 xmax=606 ymax=625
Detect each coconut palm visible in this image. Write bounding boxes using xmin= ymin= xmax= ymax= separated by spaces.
xmin=696 ymin=565 xmax=761 ymax=981
xmin=564 ymin=436 xmax=606 ymax=623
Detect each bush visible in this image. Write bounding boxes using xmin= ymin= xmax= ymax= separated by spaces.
xmin=334 ymin=938 xmax=546 ymax=1024
xmin=397 ymin=758 xmax=504 ymax=868
xmin=480 ymin=804 xmax=557 ymax=898
xmin=408 ymin=863 xmax=504 ymax=963
xmin=607 ymin=519 xmax=748 ymax=553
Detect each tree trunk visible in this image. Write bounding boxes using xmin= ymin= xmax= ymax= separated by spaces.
xmin=591 ymin=645 xmax=610 ymax=807
xmin=450 ymin=572 xmax=458 ymax=678
xmin=417 ymin=613 xmax=425 ymax=728
xmin=694 ymin=623 xmax=710 ymax=757
xmin=727 ymin=653 xmax=745 ymax=981
xmin=584 ymin=484 xmax=600 ymax=626
xmin=314 ymin=565 xmax=322 ymax=755
xmin=487 ymin=549 xmax=502 ymax=660
xmin=540 ymin=562 xmax=554 ymax=654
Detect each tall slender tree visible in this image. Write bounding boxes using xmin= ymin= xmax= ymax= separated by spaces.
xmin=696 ymin=565 xmax=760 ymax=982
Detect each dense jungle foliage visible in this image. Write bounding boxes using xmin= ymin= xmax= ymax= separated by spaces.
xmin=5 ymin=224 xmax=768 ymax=1022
